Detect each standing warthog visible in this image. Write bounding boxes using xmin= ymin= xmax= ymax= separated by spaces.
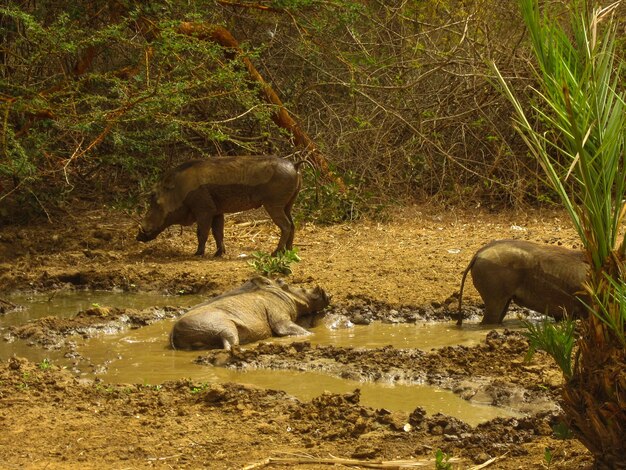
xmin=170 ymin=276 xmax=330 ymax=350
xmin=457 ymin=239 xmax=589 ymax=325
xmin=136 ymin=156 xmax=303 ymax=257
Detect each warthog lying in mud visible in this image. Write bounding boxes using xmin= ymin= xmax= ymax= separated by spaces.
xmin=457 ymin=239 xmax=589 ymax=325
xmin=170 ymin=276 xmax=330 ymax=350
xmin=136 ymin=156 xmax=303 ymax=257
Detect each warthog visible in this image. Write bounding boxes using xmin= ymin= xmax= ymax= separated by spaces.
xmin=457 ymin=239 xmax=589 ymax=325
xmin=170 ymin=276 xmax=330 ymax=350
xmin=136 ymin=155 xmax=303 ymax=256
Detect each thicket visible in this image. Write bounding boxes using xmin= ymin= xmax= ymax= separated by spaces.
xmin=1 ymin=1 xmax=621 ymax=222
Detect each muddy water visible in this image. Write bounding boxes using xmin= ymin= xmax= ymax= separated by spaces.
xmin=0 ymin=290 xmax=203 ymax=369
xmin=290 ymin=316 xmax=524 ymax=350
xmin=81 ymin=320 xmax=518 ymax=426
xmin=1 ymin=291 xmax=523 ymax=426
xmin=3 ymin=291 xmax=205 ymax=326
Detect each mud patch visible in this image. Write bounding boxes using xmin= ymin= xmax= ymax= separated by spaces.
xmin=0 ymin=357 xmax=587 ymax=468
xmin=0 ymin=205 xmax=596 ymax=469
xmin=3 ymin=297 xmax=561 ymax=418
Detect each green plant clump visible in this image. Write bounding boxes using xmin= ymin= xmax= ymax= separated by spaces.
xmin=249 ymin=248 xmax=301 ymax=277
xmin=434 ymin=449 xmax=452 ymax=470
xmin=543 ymin=447 xmax=553 ymax=468
xmin=523 ymin=318 xmax=576 ymax=379
xmin=190 ymin=383 xmax=209 ymax=394
xmin=552 ymin=421 xmax=574 ymax=440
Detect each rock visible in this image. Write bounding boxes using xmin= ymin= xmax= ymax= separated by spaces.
xmin=351 ymin=313 xmax=371 ymax=325
xmin=408 ymin=407 xmax=427 ymax=429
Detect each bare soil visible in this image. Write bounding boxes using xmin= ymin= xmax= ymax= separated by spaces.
xmin=0 ymin=204 xmax=593 ymax=469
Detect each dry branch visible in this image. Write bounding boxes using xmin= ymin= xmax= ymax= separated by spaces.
xmin=242 ymin=455 xmax=464 ymax=469
xmin=217 ymin=0 xmax=282 ymax=12
xmin=242 ymin=452 xmax=508 ymax=469
xmin=176 ymin=22 xmax=342 ymax=187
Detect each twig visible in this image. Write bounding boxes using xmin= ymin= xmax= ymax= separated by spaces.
xmin=235 ymin=220 xmax=272 ymax=227
xmin=27 ymin=189 xmax=52 ymax=223
xmin=46 ymin=290 xmax=60 ymax=303
xmin=145 ymin=453 xmax=183 ymax=462
xmin=0 ymin=297 xmax=17 ymax=309
xmin=242 ymin=457 xmax=271 ymax=470
xmin=467 ymin=452 xmax=508 ymax=470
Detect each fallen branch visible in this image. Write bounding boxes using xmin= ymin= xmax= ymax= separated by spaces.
xmin=242 ymin=451 xmax=510 ymax=469
xmin=468 ymin=453 xmax=508 ymax=469
xmin=234 ymin=220 xmax=272 ymax=227
xmin=242 ymin=455 xmax=464 ymax=469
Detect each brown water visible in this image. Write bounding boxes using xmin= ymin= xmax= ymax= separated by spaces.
xmin=3 ymin=290 xmax=205 ymax=326
xmin=1 ymin=291 xmax=524 ymax=426
xmin=0 ymin=290 xmax=203 ymax=368
xmin=79 ymin=320 xmax=517 ymax=426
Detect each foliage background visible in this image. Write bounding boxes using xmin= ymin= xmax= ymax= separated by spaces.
xmin=1 ymin=0 xmax=623 ymax=222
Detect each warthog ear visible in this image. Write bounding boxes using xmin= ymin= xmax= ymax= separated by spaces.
xmin=314 ymin=287 xmax=331 ymax=304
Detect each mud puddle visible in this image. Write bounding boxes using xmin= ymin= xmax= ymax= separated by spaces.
xmin=68 ymin=319 xmax=521 ymax=425
xmin=3 ymin=290 xmax=204 ymax=326
xmin=2 ymin=291 xmax=540 ymax=426
xmin=290 ymin=315 xmax=526 ymax=350
xmin=0 ymin=290 xmax=200 ymax=361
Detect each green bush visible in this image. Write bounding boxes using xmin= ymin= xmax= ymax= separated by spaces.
xmin=297 ymin=167 xmax=387 ymax=225
xmin=249 ymin=249 xmax=301 ymax=277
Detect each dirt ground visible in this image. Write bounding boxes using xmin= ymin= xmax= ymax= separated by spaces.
xmin=0 ymin=204 xmax=594 ymax=469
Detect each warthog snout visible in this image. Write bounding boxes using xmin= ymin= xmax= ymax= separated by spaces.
xmin=136 ymin=228 xmax=156 ymax=242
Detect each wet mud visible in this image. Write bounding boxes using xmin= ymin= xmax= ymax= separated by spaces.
xmin=0 ymin=205 xmax=594 ymax=468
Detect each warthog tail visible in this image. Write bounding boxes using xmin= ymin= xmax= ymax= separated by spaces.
xmin=457 ymin=253 xmax=478 ymax=326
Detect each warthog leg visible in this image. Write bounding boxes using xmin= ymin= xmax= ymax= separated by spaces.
xmin=211 ymin=214 xmax=226 ymax=257
xmin=265 ymin=204 xmax=295 ymax=256
xmin=218 ymin=323 xmax=239 ymax=351
xmin=481 ymin=297 xmax=512 ymax=324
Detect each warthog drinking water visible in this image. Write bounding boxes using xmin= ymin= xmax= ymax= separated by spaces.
xmin=170 ymin=276 xmax=330 ymax=350
xmin=457 ymin=239 xmax=589 ymax=325
xmin=136 ymin=156 xmax=303 ymax=256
